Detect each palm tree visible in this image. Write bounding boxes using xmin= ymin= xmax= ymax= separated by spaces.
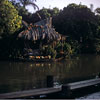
xmin=19 ymin=0 xmax=39 ymax=10
xmin=18 ymin=0 xmax=40 ymax=19
xmin=10 ymin=0 xmax=39 ymax=10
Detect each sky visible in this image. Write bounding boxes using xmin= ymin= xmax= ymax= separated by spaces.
xmin=26 ymin=0 xmax=100 ymax=13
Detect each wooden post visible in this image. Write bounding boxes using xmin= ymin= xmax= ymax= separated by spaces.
xmin=47 ymin=75 xmax=54 ymax=87
xmin=62 ymin=85 xmax=71 ymax=98
xmin=99 ymin=73 xmax=100 ymax=78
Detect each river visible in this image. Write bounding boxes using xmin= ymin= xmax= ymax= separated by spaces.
xmin=0 ymin=54 xmax=100 ymax=96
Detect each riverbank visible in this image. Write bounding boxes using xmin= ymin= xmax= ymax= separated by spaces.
xmin=0 ymin=56 xmax=65 ymax=62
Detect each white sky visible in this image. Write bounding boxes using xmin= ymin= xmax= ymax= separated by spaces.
xmin=26 ymin=0 xmax=100 ymax=13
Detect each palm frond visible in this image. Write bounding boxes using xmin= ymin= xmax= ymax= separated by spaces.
xmin=18 ymin=18 xmax=62 ymax=42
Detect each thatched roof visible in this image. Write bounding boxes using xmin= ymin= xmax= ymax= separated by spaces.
xmin=18 ymin=17 xmax=62 ymax=42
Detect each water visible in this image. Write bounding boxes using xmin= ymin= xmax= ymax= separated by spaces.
xmin=77 ymin=92 xmax=100 ymax=99
xmin=0 ymin=54 xmax=100 ymax=94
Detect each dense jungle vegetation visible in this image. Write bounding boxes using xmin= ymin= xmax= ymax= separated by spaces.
xmin=0 ymin=0 xmax=100 ymax=60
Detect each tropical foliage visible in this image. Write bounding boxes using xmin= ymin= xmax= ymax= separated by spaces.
xmin=53 ymin=3 xmax=100 ymax=53
xmin=1 ymin=1 xmax=100 ymax=60
xmin=0 ymin=0 xmax=22 ymax=36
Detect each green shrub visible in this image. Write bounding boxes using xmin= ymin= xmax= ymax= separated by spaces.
xmin=0 ymin=0 xmax=22 ymax=37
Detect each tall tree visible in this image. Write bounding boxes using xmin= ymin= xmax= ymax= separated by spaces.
xmin=0 ymin=0 xmax=22 ymax=36
xmin=53 ymin=3 xmax=99 ymax=53
xmin=53 ymin=3 xmax=97 ymax=40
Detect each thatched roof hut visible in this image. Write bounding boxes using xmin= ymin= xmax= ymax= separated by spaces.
xmin=18 ymin=17 xmax=62 ymax=42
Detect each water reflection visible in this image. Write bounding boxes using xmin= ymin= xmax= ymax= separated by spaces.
xmin=0 ymin=55 xmax=100 ymax=93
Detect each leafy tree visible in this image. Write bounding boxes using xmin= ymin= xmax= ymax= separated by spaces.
xmin=53 ymin=3 xmax=99 ymax=53
xmin=52 ymin=7 xmax=60 ymax=16
xmin=91 ymin=38 xmax=100 ymax=54
xmin=95 ymin=8 xmax=100 ymax=28
xmin=53 ymin=3 xmax=98 ymax=40
xmin=10 ymin=0 xmax=39 ymax=23
xmin=0 ymin=0 xmax=22 ymax=36
xmin=95 ymin=8 xmax=100 ymax=15
xmin=30 ymin=7 xmax=60 ymax=24
xmin=10 ymin=0 xmax=33 ymax=23
xmin=42 ymin=7 xmax=60 ymax=18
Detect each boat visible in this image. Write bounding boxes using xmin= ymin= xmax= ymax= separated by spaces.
xmin=17 ymin=17 xmax=66 ymax=62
